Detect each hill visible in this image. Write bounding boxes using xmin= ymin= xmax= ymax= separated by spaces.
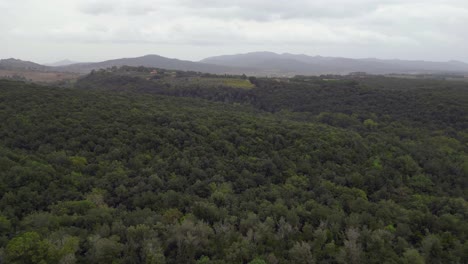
xmin=0 ymin=59 xmax=80 ymax=84
xmin=75 ymin=66 xmax=468 ymax=131
xmin=0 ymin=58 xmax=51 ymax=71
xmin=201 ymin=52 xmax=468 ymax=75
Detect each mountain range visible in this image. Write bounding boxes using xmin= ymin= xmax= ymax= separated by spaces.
xmin=54 ymin=55 xmax=253 ymax=75
xmin=2 ymin=52 xmax=468 ymax=76
xmin=201 ymin=52 xmax=468 ymax=75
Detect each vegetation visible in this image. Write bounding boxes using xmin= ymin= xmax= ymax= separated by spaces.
xmin=0 ymin=69 xmax=467 ymax=263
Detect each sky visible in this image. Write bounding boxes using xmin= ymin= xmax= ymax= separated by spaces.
xmin=1 ymin=0 xmax=468 ymax=64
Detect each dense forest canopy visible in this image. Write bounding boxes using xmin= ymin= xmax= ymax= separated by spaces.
xmin=0 ymin=68 xmax=467 ymax=263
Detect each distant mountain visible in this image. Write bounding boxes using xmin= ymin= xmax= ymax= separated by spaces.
xmin=0 ymin=58 xmax=51 ymax=71
xmin=201 ymin=52 xmax=468 ymax=75
xmin=55 ymin=55 xmax=254 ymax=75
xmin=46 ymin=59 xmax=79 ymax=67
xmin=4 ymin=53 xmax=468 ymax=77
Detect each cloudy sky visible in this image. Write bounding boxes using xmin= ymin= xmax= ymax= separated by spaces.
xmin=1 ymin=0 xmax=467 ymax=63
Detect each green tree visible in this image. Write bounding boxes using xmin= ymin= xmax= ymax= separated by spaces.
xmin=402 ymin=249 xmax=424 ymax=264
xmin=248 ymin=257 xmax=267 ymax=264
xmin=5 ymin=232 xmax=52 ymax=264
xmin=289 ymin=241 xmax=315 ymax=264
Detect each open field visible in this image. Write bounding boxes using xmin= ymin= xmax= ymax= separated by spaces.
xmin=0 ymin=70 xmax=80 ymax=83
xmin=180 ymin=77 xmax=255 ymax=89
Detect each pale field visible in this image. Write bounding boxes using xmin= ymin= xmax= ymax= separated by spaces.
xmin=0 ymin=70 xmax=80 ymax=83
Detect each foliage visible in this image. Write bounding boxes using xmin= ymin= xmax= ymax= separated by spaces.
xmin=0 ymin=75 xmax=467 ymax=263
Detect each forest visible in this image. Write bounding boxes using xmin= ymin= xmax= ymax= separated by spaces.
xmin=0 ymin=68 xmax=467 ymax=264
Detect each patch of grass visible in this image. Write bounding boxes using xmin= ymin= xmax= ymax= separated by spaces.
xmin=172 ymin=77 xmax=255 ymax=89
xmin=222 ymin=78 xmax=255 ymax=89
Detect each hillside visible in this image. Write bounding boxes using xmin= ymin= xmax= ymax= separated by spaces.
xmin=75 ymin=66 xmax=468 ymax=131
xmin=1 ymin=71 xmax=466 ymax=263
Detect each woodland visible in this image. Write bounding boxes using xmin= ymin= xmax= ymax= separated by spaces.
xmin=0 ymin=67 xmax=467 ymax=263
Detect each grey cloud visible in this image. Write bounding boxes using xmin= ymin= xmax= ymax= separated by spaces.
xmin=79 ymin=0 xmax=386 ymax=20
xmin=1 ymin=0 xmax=468 ymax=63
xmin=177 ymin=0 xmax=393 ymax=21
xmin=177 ymin=0 xmax=468 ymax=23
xmin=80 ymin=1 xmax=115 ymax=15
xmin=79 ymin=0 xmax=157 ymax=16
xmin=126 ymin=6 xmax=156 ymax=16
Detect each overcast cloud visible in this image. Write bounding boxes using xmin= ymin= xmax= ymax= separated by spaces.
xmin=1 ymin=0 xmax=467 ymax=63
